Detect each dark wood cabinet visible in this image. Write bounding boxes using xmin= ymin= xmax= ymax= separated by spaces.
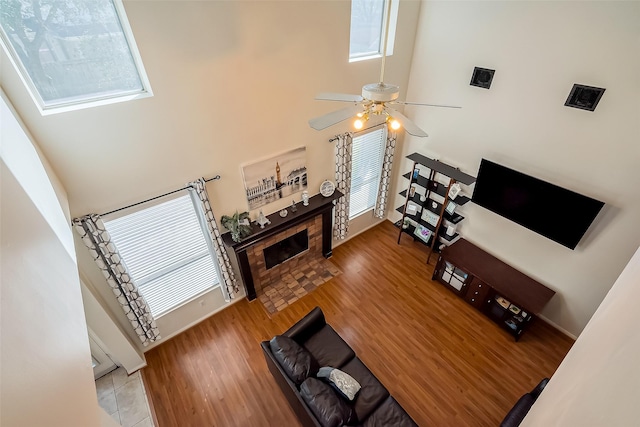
xmin=464 ymin=277 xmax=490 ymax=309
xmin=433 ymin=238 xmax=555 ymax=340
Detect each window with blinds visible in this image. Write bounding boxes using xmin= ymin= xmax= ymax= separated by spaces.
xmin=349 ymin=128 xmax=386 ymax=219
xmin=103 ymin=194 xmax=219 ymax=318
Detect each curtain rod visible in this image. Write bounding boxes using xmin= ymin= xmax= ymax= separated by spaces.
xmin=100 ymin=175 xmax=221 ymax=217
xmin=328 ymin=123 xmax=386 ymax=142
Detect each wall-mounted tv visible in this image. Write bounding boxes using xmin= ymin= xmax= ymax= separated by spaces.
xmin=471 ymin=159 xmax=604 ymax=249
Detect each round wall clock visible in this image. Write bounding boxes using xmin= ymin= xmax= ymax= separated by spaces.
xmin=320 ymin=180 xmax=336 ymax=197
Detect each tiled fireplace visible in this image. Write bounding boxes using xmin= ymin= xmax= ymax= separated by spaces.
xmin=246 ymin=215 xmax=322 ymax=296
xmin=222 ymin=191 xmax=341 ymax=301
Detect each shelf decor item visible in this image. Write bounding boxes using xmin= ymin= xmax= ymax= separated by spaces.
xmin=255 ymin=210 xmax=271 ymax=229
xmin=221 ymin=211 xmax=252 ymax=243
xmin=414 ymin=224 xmax=431 ymax=243
xmin=422 ymin=210 xmax=439 ymax=227
xmin=449 ymin=182 xmax=461 ymax=199
xmin=445 ymin=201 xmax=457 ymax=215
xmin=320 ymin=179 xmax=336 ymax=197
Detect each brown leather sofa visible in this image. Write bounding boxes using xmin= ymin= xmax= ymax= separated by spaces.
xmin=500 ymin=378 xmax=549 ymax=427
xmin=261 ymin=307 xmax=417 ymax=427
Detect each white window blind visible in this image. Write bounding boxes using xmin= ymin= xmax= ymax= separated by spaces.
xmin=103 ymin=194 xmax=219 ymax=318
xmin=349 ymin=128 xmax=386 ymax=219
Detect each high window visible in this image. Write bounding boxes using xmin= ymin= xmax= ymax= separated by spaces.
xmin=0 ymin=0 xmax=151 ymax=114
xmin=103 ymin=194 xmax=220 ymax=318
xmin=349 ymin=128 xmax=386 ymax=218
xmin=349 ymin=0 xmax=398 ymax=62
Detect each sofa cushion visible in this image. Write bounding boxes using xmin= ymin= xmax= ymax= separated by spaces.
xmin=269 ymin=335 xmax=319 ymax=385
xmin=300 ymin=377 xmax=357 ymax=427
xmin=318 ymin=366 xmax=362 ymax=401
xmin=340 ymin=357 xmax=389 ymax=422
xmin=362 ymin=396 xmax=418 ymax=427
xmin=302 ymin=325 xmax=356 ymax=368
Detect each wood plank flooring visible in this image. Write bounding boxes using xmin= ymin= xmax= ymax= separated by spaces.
xmin=141 ymin=221 xmax=574 ymax=426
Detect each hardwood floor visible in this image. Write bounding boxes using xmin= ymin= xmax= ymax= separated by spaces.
xmin=141 ymin=221 xmax=574 ymax=426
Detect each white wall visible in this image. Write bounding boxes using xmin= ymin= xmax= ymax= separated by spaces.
xmin=80 ymin=278 xmax=146 ymax=373
xmin=1 ymin=1 xmax=421 ymax=348
xmin=0 ymin=92 xmax=112 ymax=426
xmin=522 ymin=245 xmax=640 ymax=425
xmin=395 ymin=1 xmax=640 ymax=337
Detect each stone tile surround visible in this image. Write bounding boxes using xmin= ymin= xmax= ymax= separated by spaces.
xmin=247 ymin=215 xmax=323 ymax=295
xmin=258 ymin=257 xmax=340 ymax=315
xmin=246 ymin=214 xmax=340 ymax=315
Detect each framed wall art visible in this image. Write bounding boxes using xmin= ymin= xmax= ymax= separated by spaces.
xmin=242 ymin=147 xmax=308 ymax=210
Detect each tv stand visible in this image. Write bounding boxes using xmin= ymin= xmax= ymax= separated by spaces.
xmin=432 ymin=238 xmax=555 ymax=340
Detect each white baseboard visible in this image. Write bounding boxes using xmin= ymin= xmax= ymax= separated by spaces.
xmin=127 ymin=362 xmax=148 ymax=375
xmin=537 ymin=314 xmax=578 ymax=340
xmin=142 ymin=296 xmax=245 ymax=352
xmin=334 ymin=218 xmax=386 ymax=247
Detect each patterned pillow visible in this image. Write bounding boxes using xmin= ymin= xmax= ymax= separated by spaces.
xmin=269 ymin=335 xmax=319 ymax=385
xmin=317 ymin=366 xmax=362 ymax=401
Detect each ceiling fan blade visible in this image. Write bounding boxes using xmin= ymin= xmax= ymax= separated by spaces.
xmin=309 ymin=105 xmax=363 ymax=131
xmin=387 ymin=108 xmax=429 ymax=137
xmin=315 ymin=92 xmax=364 ymax=103
xmin=393 ymin=101 xmax=461 ymax=109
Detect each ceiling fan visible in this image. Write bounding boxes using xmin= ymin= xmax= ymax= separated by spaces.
xmin=308 ymin=0 xmax=460 ymax=137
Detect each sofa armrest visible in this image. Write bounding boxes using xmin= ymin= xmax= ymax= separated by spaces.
xmin=261 ymin=341 xmax=322 ymax=427
xmin=500 ymin=378 xmax=549 ymax=427
xmin=284 ymin=307 xmax=326 ymax=343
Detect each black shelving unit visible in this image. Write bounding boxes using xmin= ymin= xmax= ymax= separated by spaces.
xmin=396 ymin=153 xmax=476 ymax=262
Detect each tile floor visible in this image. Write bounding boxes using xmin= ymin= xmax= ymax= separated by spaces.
xmin=257 ymin=257 xmax=341 ymax=316
xmin=96 ymin=367 xmax=154 ymax=427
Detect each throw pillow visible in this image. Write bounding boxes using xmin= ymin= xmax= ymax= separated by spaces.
xmin=269 ymin=335 xmax=319 ymax=385
xmin=300 ymin=377 xmax=357 ymax=427
xmin=317 ymin=366 xmax=361 ymax=401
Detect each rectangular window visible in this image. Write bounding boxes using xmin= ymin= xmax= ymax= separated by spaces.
xmin=0 ymin=0 xmax=151 ymax=113
xmin=103 ymin=194 xmax=219 ymax=318
xmin=349 ymin=127 xmax=386 ymax=219
xmin=349 ymin=0 xmax=398 ymax=62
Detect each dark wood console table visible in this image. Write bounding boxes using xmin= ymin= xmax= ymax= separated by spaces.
xmin=432 ymin=238 xmax=555 ymax=340
xmin=222 ymin=191 xmax=342 ymax=301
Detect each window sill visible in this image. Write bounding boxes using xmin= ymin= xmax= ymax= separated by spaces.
xmin=349 ymin=207 xmax=375 ymax=221
xmin=153 ymin=284 xmax=221 ymax=319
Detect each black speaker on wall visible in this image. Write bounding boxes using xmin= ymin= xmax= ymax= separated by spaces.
xmin=564 ymin=84 xmax=605 ymax=111
xmin=470 ymin=67 xmax=495 ymax=89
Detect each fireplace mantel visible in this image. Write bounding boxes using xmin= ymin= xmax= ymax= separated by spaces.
xmin=222 ymin=191 xmax=342 ymax=300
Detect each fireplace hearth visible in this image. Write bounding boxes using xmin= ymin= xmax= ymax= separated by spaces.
xmin=221 ymin=191 xmax=341 ymax=300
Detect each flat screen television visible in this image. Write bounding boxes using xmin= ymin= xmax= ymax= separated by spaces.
xmin=471 ymin=159 xmax=604 ymax=249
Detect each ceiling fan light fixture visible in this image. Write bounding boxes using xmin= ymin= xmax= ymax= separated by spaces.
xmin=362 ymin=83 xmax=400 ymax=103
